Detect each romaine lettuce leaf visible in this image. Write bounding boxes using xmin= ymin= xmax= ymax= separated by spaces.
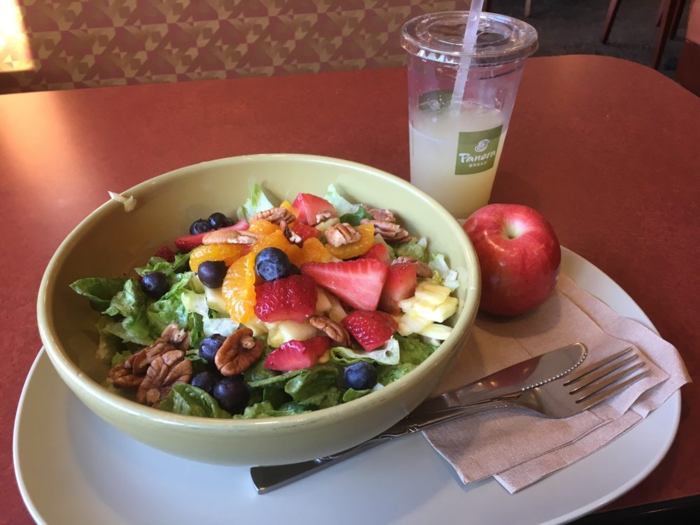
xmin=376 ymin=363 xmax=416 ymax=385
xmin=329 ymin=338 xmax=400 ymax=366
xmin=159 ymin=384 xmax=231 ymax=418
xmin=396 ymin=334 xmax=437 ymax=365
xmin=394 ymin=238 xmax=428 ymax=262
xmin=202 ymin=317 xmax=238 ymax=338
xmin=135 ymin=253 xmax=191 ymax=277
xmin=146 ymin=272 xmax=200 ymax=337
xmin=263 ymin=386 xmax=291 ymax=408
xmin=244 ymin=356 xmax=284 ymax=385
xmin=342 ymin=388 xmax=372 ymax=403
xmin=234 ymin=400 xmax=308 ymax=419
xmin=96 ymin=330 xmax=125 ymax=362
xmin=324 ymin=184 xmax=357 ymax=216
xmin=429 ymin=253 xmax=460 ymax=290
xmin=237 ymin=182 xmax=275 ymax=221
xmin=110 ymin=350 xmax=133 ymax=367
xmin=102 ymin=279 xmax=152 ymax=344
xmin=70 ymin=277 xmax=128 ymax=312
xmin=283 ymin=364 xmax=340 ymax=402
xmin=296 ymin=386 xmax=342 ymax=408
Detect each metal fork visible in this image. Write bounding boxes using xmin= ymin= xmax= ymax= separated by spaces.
xmin=251 ymin=347 xmax=649 ymax=493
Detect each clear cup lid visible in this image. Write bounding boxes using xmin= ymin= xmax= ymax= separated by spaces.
xmin=402 ymin=11 xmax=538 ymax=66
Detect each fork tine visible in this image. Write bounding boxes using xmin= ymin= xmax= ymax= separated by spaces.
xmin=563 ymin=347 xmax=635 ymax=386
xmin=567 ymin=354 xmax=641 ymax=394
xmin=573 ymin=363 xmax=648 ymax=406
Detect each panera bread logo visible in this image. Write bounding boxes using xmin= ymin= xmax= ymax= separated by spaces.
xmin=455 ymin=125 xmax=503 ymax=175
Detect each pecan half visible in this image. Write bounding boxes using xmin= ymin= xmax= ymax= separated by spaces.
xmin=393 ymin=256 xmax=433 ymax=278
xmin=325 ymin=223 xmax=361 ymax=247
xmin=202 ymin=229 xmax=259 ymax=245
xmin=281 ymin=220 xmax=303 ymax=246
xmin=128 ymin=341 xmax=176 ymax=376
xmin=361 ymin=219 xmax=411 ymax=244
xmin=109 ymin=364 xmax=144 ymax=389
xmin=362 ymin=204 xmax=395 ymax=223
xmin=315 ymin=210 xmax=337 ymax=224
xmin=157 ymin=323 xmax=190 ymax=350
xmin=137 ymin=350 xmax=192 ymax=406
xmin=309 ymin=315 xmax=351 ymax=347
xmin=250 ymin=207 xmax=296 ymax=225
xmin=215 ymin=327 xmax=264 ymax=376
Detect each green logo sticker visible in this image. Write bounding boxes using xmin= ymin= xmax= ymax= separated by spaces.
xmin=455 ymin=125 xmax=503 ymax=175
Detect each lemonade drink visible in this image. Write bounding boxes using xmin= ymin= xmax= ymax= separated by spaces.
xmin=410 ymin=102 xmax=505 ymax=218
xmin=401 ymin=11 xmax=538 ymax=218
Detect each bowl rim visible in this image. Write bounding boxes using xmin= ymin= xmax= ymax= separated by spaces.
xmin=37 ymin=153 xmax=480 ymax=434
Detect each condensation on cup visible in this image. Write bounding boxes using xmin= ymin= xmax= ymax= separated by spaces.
xmin=402 ymin=11 xmax=538 ymax=218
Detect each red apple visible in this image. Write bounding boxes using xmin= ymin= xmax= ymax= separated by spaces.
xmin=463 ymin=204 xmax=561 ymax=317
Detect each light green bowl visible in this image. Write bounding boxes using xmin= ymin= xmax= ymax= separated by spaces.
xmin=37 ymin=154 xmax=480 ymax=466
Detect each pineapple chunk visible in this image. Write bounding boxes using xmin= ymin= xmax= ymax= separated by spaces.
xmin=398 ymin=312 xmax=432 ymax=336
xmin=412 ymin=297 xmax=458 ymax=323
xmin=315 ymin=288 xmax=332 ymax=313
xmin=204 ymin=287 xmax=229 ymax=315
xmin=315 ymin=218 xmax=340 ymax=233
xmin=265 ymin=320 xmax=318 ymax=348
xmin=414 ymin=282 xmax=451 ymax=305
xmin=326 ymin=293 xmax=347 ymax=322
xmin=398 ymin=296 xmax=418 ymax=313
xmin=418 ymin=323 xmax=452 ymax=340
xmin=243 ymin=315 xmax=268 ymax=337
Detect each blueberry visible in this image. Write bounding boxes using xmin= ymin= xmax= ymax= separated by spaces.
xmin=190 ymin=219 xmax=212 ymax=235
xmin=344 ymin=362 xmax=378 ymax=390
xmin=208 ymin=212 xmax=233 ymax=230
xmin=191 ymin=370 xmax=219 ymax=394
xmin=199 ymin=334 xmax=226 ymax=362
xmin=255 ymin=247 xmax=292 ymax=282
xmin=213 ymin=376 xmax=250 ymax=414
xmin=140 ymin=271 xmax=170 ymax=299
xmin=198 ymin=260 xmax=227 ymax=288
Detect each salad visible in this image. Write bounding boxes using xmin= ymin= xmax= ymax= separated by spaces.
xmin=70 ymin=184 xmax=461 ymax=419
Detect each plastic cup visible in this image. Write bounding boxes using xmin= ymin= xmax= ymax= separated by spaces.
xmin=402 ymin=11 xmax=538 ymax=218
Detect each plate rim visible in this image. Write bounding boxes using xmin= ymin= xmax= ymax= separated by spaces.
xmin=13 ymin=247 xmax=682 ymax=525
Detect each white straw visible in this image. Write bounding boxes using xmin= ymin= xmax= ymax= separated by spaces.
xmin=450 ymin=0 xmax=484 ymax=113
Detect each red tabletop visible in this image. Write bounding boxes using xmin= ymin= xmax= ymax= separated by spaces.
xmin=1 ymin=55 xmax=698 ymax=523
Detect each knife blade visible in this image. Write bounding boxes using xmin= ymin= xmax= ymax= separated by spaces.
xmin=251 ymin=342 xmax=588 ymax=494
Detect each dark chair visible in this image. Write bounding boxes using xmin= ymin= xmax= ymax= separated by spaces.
xmin=601 ymin=0 xmax=688 ymax=69
xmin=676 ymin=0 xmax=700 ymax=94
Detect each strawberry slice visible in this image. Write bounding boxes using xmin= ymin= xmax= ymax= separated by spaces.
xmin=360 ymin=243 xmax=391 ymax=266
xmin=153 ymin=246 xmax=176 ymax=262
xmin=264 ymin=336 xmax=331 ymax=371
xmin=173 ymin=219 xmax=249 ymax=252
xmin=378 ymin=263 xmax=418 ymax=315
xmin=342 ymin=310 xmax=398 ymax=351
xmin=290 ymin=221 xmax=322 ymax=242
xmin=301 ymin=259 xmax=388 ymax=310
xmin=254 ymin=274 xmax=318 ymax=323
xmin=292 ymin=193 xmax=338 ymax=226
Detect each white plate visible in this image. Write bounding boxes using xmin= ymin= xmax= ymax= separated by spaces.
xmin=14 ymin=248 xmax=680 ymax=525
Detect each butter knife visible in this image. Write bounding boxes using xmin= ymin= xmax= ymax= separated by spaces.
xmin=251 ymin=342 xmax=588 ymax=494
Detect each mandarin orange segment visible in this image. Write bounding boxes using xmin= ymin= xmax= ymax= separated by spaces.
xmin=297 ymin=238 xmax=332 ymax=265
xmin=189 ymin=244 xmax=248 ymax=272
xmin=222 ymin=252 xmax=257 ymax=323
xmin=326 ymin=223 xmax=375 ymax=259
xmin=280 ymin=201 xmax=299 ymax=217
xmin=248 ymin=219 xmax=280 ymax=237
xmin=252 ymin=229 xmax=303 ymax=265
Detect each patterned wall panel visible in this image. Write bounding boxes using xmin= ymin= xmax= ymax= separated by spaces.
xmin=0 ymin=0 xmax=474 ymax=93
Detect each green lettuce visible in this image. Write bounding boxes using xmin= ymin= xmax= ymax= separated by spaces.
xmin=110 ymin=350 xmax=133 ymax=367
xmin=377 ymin=363 xmax=416 ymax=385
xmin=96 ymin=330 xmax=125 ymax=362
xmin=429 ymin=253 xmax=460 ymax=291
xmin=237 ymin=182 xmax=275 ymax=221
xmin=103 ymin=279 xmax=152 ymax=344
xmin=394 ymin=238 xmax=428 ymax=262
xmin=283 ymin=364 xmax=340 ymax=403
xmin=146 ymin=272 xmax=199 ymax=337
xmin=397 ymin=334 xmax=437 ymax=365
xmin=296 ymin=386 xmax=342 ymax=408
xmin=324 ymin=184 xmax=357 ymax=216
xmin=247 ymin=367 xmax=302 ymax=388
xmin=263 ymin=386 xmax=291 ymax=408
xmin=339 ymin=206 xmax=373 ymax=226
xmin=373 ymin=234 xmax=396 ymax=260
xmin=234 ymin=401 xmax=308 ymax=419
xmin=342 ymin=388 xmax=372 ymax=403
xmin=70 ymin=277 xmax=127 ymax=312
xmin=158 ymin=384 xmax=231 ymax=418
xmin=135 ymin=253 xmax=191 ymax=277
xmin=329 ymin=338 xmax=400 ymax=366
